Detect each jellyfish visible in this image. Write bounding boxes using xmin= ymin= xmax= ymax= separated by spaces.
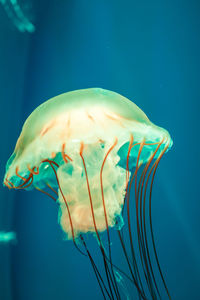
xmin=0 ymin=231 xmax=16 ymax=244
xmin=1 ymin=0 xmax=35 ymax=33
xmin=4 ymin=88 xmax=173 ymax=300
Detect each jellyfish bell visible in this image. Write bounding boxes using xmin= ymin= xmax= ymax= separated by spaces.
xmin=3 ymin=88 xmax=173 ymax=299
xmin=4 ymin=88 xmax=172 ymax=178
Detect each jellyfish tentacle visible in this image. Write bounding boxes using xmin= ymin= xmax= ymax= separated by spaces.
xmin=122 ymin=134 xmax=145 ymax=296
xmin=144 ymin=159 xmax=163 ymax=299
xmin=117 ymin=230 xmax=147 ymax=300
xmin=120 ymin=137 xmax=148 ymax=299
xmin=27 ymin=164 xmax=39 ymax=175
xmin=136 ymin=141 xmax=166 ymax=299
xmin=126 ymin=141 xmax=150 ymax=296
xmin=141 ymin=140 xmax=165 ymax=297
xmin=148 ymin=143 xmax=172 ymax=300
xmin=19 ymin=176 xmax=34 ymax=190
xmin=140 ymin=163 xmax=158 ymax=300
xmin=139 ymin=140 xmax=164 ymax=299
xmin=137 ymin=140 xmax=170 ymax=300
xmin=35 ymin=186 xmax=57 ymax=202
xmin=80 ymin=142 xmax=118 ymax=300
xmin=62 ymin=143 xmax=73 ymax=163
xmin=42 ymin=159 xmax=59 ymax=168
xmin=105 ymin=254 xmax=135 ymax=284
xmin=136 ymin=162 xmax=156 ymax=298
xmin=139 ymin=172 xmax=155 ymax=297
xmin=133 ymin=141 xmax=158 ymax=298
xmin=80 ymin=235 xmax=111 ymax=300
xmin=88 ymin=257 xmax=107 ymax=300
xmin=5 ymin=178 xmax=15 ymax=188
xmin=128 ymin=163 xmax=148 ymax=297
xmin=15 ymin=166 xmax=26 ymax=181
xmin=100 ymin=137 xmax=122 ymax=300
xmin=125 ymin=134 xmax=134 ymax=194
xmin=46 ymin=183 xmax=58 ymax=196
xmin=4 ymin=179 xmax=12 ymax=189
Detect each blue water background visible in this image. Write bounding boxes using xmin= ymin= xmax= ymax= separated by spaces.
xmin=0 ymin=1 xmax=199 ymax=299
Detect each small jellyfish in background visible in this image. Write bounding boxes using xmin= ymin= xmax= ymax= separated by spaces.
xmin=0 ymin=231 xmax=17 ymax=244
xmin=0 ymin=0 xmax=35 ymax=33
xmin=3 ymin=88 xmax=173 ymax=300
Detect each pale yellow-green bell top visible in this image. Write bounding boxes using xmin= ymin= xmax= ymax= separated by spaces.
xmin=5 ymin=88 xmax=172 ymax=181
